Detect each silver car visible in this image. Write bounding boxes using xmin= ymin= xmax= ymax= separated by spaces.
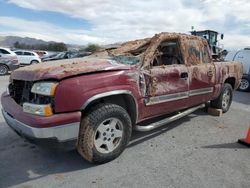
xmin=0 ymin=47 xmax=20 ymax=75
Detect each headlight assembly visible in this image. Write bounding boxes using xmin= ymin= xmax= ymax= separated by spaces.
xmin=31 ymin=82 xmax=58 ymax=96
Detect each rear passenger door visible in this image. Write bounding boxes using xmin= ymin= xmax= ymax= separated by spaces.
xmin=186 ymin=39 xmax=216 ymax=107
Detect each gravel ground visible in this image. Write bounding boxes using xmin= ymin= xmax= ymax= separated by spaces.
xmin=0 ymin=75 xmax=249 ymax=188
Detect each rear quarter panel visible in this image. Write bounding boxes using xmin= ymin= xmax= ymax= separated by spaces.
xmin=214 ymin=61 xmax=243 ymax=91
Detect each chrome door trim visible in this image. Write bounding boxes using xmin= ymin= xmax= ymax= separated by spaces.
xmin=145 ymin=91 xmax=189 ymax=106
xmin=145 ymin=87 xmax=213 ymax=105
xmin=189 ymin=87 xmax=213 ymax=96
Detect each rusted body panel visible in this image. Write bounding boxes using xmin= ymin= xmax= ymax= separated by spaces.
xmin=1 ymin=32 xmax=243 ymax=132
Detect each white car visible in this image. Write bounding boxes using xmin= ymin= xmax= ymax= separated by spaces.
xmin=14 ymin=50 xmax=41 ymax=65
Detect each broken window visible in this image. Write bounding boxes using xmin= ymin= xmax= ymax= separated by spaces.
xmin=202 ymin=44 xmax=210 ymax=64
xmin=186 ymin=39 xmax=202 ymax=65
xmin=152 ymin=40 xmax=183 ymax=66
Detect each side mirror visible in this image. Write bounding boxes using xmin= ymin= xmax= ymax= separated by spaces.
xmin=221 ymin=34 xmax=224 ymax=40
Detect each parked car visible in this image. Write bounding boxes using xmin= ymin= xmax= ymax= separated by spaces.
xmin=42 ymin=52 xmax=69 ymax=62
xmin=33 ymin=50 xmax=49 ymax=58
xmin=14 ymin=50 xmax=41 ymax=65
xmin=225 ymin=48 xmax=250 ymax=91
xmin=1 ymin=33 xmax=243 ymax=163
xmin=0 ymin=47 xmax=19 ymax=75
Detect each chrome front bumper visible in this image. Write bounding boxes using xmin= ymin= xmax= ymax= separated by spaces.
xmin=2 ymin=109 xmax=80 ymax=142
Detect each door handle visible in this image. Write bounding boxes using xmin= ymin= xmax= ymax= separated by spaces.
xmin=207 ymin=69 xmax=213 ymax=77
xmin=180 ymin=72 xmax=188 ymax=79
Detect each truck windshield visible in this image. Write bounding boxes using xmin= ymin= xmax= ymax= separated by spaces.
xmin=112 ymin=55 xmax=141 ymax=65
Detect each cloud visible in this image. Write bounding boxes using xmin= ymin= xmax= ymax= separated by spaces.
xmin=2 ymin=0 xmax=250 ymax=49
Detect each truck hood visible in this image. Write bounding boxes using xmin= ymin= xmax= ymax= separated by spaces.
xmin=11 ymin=57 xmax=131 ymax=81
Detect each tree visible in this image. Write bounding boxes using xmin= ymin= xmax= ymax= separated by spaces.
xmin=14 ymin=41 xmax=21 ymax=49
xmin=85 ymin=44 xmax=101 ymax=53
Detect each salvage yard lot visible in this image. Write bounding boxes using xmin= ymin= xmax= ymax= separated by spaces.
xmin=0 ymin=75 xmax=249 ymax=188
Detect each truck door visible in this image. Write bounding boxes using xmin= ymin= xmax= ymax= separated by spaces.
xmin=142 ymin=39 xmax=189 ymax=118
xmin=186 ymin=39 xmax=216 ymax=106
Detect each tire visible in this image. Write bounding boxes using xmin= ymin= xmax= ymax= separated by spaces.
xmin=0 ymin=64 xmax=8 ymax=75
xmin=31 ymin=60 xmax=39 ymax=65
xmin=238 ymin=78 xmax=250 ymax=92
xmin=211 ymin=83 xmax=233 ymax=113
xmin=77 ymin=103 xmax=132 ymax=163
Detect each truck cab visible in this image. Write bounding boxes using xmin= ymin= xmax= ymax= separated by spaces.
xmin=1 ymin=32 xmax=243 ymax=163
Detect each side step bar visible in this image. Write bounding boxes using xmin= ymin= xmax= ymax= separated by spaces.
xmin=135 ymin=104 xmax=205 ymax=132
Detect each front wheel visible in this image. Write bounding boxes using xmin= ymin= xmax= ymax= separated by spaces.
xmin=77 ymin=103 xmax=132 ymax=163
xmin=238 ymin=78 xmax=250 ymax=92
xmin=211 ymin=83 xmax=233 ymax=113
xmin=0 ymin=65 xmax=8 ymax=75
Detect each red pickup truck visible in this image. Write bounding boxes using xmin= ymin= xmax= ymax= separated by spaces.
xmin=1 ymin=33 xmax=243 ymax=163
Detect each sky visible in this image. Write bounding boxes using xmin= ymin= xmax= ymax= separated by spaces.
xmin=0 ymin=0 xmax=250 ymax=49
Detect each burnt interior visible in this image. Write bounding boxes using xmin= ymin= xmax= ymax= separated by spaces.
xmin=8 ymin=80 xmax=54 ymax=109
xmin=152 ymin=40 xmax=183 ymax=66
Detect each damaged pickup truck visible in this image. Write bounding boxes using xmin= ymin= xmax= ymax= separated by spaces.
xmin=1 ymin=32 xmax=243 ymax=163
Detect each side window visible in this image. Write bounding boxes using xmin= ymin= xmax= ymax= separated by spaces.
xmin=152 ymin=40 xmax=183 ymax=66
xmin=187 ymin=39 xmax=202 ymax=65
xmin=15 ymin=51 xmax=23 ymax=55
xmin=0 ymin=49 xmax=10 ymax=54
xmin=24 ymin=52 xmax=32 ymax=56
xmin=202 ymin=44 xmax=210 ymax=64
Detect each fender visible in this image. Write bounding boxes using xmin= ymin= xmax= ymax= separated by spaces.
xmin=80 ymin=90 xmax=139 ymax=122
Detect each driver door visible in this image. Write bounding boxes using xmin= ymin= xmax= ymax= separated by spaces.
xmin=142 ymin=39 xmax=189 ymax=119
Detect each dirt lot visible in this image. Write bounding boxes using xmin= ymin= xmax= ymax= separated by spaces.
xmin=0 ymin=75 xmax=249 ymax=188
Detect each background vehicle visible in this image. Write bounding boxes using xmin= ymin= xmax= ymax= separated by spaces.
xmin=42 ymin=52 xmax=69 ymax=62
xmin=33 ymin=50 xmax=49 ymax=58
xmin=225 ymin=48 xmax=250 ymax=91
xmin=191 ymin=29 xmax=224 ymax=59
xmin=1 ymin=33 xmax=243 ymax=163
xmin=14 ymin=50 xmax=41 ymax=65
xmin=0 ymin=47 xmax=19 ymax=75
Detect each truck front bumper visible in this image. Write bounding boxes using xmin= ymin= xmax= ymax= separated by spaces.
xmin=1 ymin=92 xmax=81 ymax=147
xmin=2 ymin=109 xmax=80 ymax=142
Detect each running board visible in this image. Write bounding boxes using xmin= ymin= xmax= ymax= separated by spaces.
xmin=135 ymin=104 xmax=205 ymax=132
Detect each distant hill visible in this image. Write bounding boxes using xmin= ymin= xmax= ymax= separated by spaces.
xmin=0 ymin=36 xmax=54 ymax=47
xmin=0 ymin=35 xmax=86 ymax=50
xmin=0 ymin=35 xmax=124 ymax=51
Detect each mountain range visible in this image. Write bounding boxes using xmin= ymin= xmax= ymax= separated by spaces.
xmin=0 ymin=35 xmax=85 ymax=49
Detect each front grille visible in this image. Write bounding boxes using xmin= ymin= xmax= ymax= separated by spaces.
xmin=9 ymin=80 xmax=54 ymax=108
xmin=9 ymin=80 xmax=33 ymax=105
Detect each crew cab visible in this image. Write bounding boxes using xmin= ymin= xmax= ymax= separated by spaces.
xmin=1 ymin=33 xmax=243 ymax=163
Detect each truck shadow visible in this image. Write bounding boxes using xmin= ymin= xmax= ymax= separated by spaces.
xmin=0 ymin=109 xmax=207 ymax=187
xmin=202 ymin=142 xmax=248 ymax=149
xmin=129 ymin=109 xmax=207 ymax=147
xmin=0 ymin=121 xmax=96 ymax=188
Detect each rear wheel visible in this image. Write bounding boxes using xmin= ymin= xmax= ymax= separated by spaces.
xmin=211 ymin=83 xmax=233 ymax=113
xmin=31 ymin=60 xmax=39 ymax=65
xmin=238 ymin=78 xmax=250 ymax=92
xmin=77 ymin=103 xmax=132 ymax=163
xmin=0 ymin=64 xmax=8 ymax=75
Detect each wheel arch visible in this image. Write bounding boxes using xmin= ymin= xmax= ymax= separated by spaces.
xmin=224 ymin=77 xmax=236 ymax=89
xmin=81 ymin=90 xmax=138 ymax=125
xmin=0 ymin=63 xmax=9 ymax=70
xmin=30 ymin=59 xmax=39 ymax=64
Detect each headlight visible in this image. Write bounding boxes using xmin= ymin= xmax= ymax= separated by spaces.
xmin=23 ymin=103 xmax=53 ymax=116
xmin=31 ymin=82 xmax=58 ymax=96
